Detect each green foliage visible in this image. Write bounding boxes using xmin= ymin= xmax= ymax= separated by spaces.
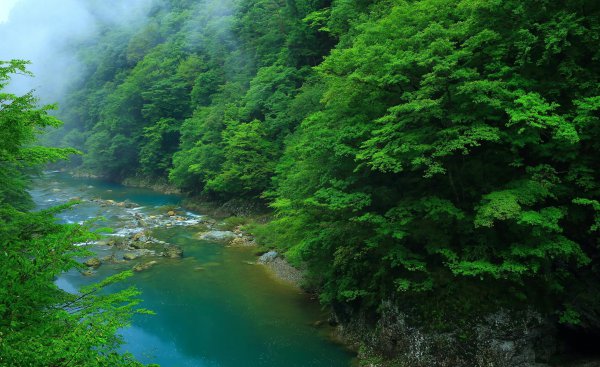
xmin=0 ymin=61 xmax=148 ymax=366
xmin=265 ymin=0 xmax=600 ymax=328
xmin=53 ymin=0 xmax=600 ymax=352
xmin=1 ymin=60 xmax=80 ymax=210
xmin=206 ymin=120 xmax=276 ymax=196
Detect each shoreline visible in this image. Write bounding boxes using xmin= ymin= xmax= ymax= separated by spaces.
xmin=112 ymin=174 xmax=363 ymax=358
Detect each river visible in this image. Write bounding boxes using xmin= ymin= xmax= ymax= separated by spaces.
xmin=31 ymin=172 xmax=355 ymax=367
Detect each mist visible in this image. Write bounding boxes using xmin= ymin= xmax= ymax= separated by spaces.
xmin=0 ymin=0 xmax=157 ymax=104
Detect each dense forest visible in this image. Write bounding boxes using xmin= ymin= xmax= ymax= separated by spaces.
xmin=3 ymin=0 xmax=600 ymax=365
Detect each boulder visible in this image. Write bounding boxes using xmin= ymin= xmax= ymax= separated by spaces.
xmin=123 ymin=252 xmax=139 ymax=261
xmin=258 ymin=251 xmax=278 ymax=264
xmin=132 ymin=231 xmax=149 ymax=242
xmin=84 ymin=258 xmax=101 ymax=268
xmin=228 ymin=236 xmax=255 ymax=247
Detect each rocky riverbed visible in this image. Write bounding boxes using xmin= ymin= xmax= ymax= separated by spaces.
xmin=78 ymin=197 xmax=303 ymax=288
xmin=77 ymin=197 xmax=202 ymax=274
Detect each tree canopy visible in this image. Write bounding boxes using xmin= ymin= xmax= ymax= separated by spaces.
xmin=45 ymin=0 xmax=600 ymax=363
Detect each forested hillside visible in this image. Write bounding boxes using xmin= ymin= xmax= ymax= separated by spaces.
xmin=50 ymin=0 xmax=600 ymax=365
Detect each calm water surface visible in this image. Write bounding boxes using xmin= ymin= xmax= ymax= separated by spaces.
xmin=31 ymin=172 xmax=354 ymax=367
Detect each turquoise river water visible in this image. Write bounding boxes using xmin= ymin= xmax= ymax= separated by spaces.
xmin=31 ymin=172 xmax=355 ymax=367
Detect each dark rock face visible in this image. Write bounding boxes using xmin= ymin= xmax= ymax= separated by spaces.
xmin=335 ymin=302 xmax=555 ymax=367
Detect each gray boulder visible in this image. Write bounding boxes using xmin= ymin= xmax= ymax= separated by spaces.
xmin=258 ymin=251 xmax=278 ymax=264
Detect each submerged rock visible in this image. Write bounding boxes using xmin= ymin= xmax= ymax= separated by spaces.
xmin=84 ymin=258 xmax=101 ymax=268
xmin=133 ymin=261 xmax=158 ymax=272
xmin=199 ymin=262 xmax=220 ymax=267
xmin=130 ymin=241 xmax=150 ymax=249
xmin=124 ymin=201 xmax=138 ymax=208
xmin=163 ymin=245 xmax=183 ymax=258
xmin=100 ymin=255 xmax=112 ymax=262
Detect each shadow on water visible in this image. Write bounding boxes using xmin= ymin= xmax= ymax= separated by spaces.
xmin=34 ymin=172 xmax=355 ymax=367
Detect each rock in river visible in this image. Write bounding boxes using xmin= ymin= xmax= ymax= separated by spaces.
xmin=133 ymin=261 xmax=158 ymax=272
xmin=163 ymin=245 xmax=183 ymax=258
xmin=132 ymin=231 xmax=148 ymax=242
xmin=84 ymin=257 xmax=102 ymax=268
xmin=123 ymin=252 xmax=139 ymax=261
xmin=228 ymin=236 xmax=255 ymax=247
xmin=131 ymin=241 xmax=151 ymax=249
